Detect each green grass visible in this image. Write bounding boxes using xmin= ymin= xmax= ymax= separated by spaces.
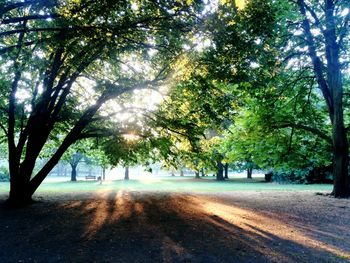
xmin=0 ymin=176 xmax=333 ymax=196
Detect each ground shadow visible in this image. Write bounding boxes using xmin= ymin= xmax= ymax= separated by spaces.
xmin=0 ymin=192 xmax=349 ymax=263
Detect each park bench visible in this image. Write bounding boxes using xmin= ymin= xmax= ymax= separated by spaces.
xmin=85 ymin=175 xmax=96 ymax=180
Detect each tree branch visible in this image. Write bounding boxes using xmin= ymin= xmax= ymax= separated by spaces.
xmin=1 ymin=14 xmax=59 ymax=24
xmin=304 ymin=2 xmax=326 ymax=35
xmin=338 ymin=9 xmax=350 ymax=48
xmin=273 ymin=122 xmax=332 ymax=144
xmin=297 ymin=0 xmax=334 ymax=119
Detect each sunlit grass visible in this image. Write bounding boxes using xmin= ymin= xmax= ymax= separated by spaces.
xmin=0 ymin=176 xmax=333 ymax=196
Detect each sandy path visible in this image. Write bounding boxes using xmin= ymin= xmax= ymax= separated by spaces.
xmin=0 ymin=191 xmax=349 ymax=263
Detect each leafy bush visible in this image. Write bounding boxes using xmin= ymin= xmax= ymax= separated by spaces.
xmin=271 ymin=165 xmax=333 ymax=184
xmin=272 ymin=169 xmax=310 ymax=184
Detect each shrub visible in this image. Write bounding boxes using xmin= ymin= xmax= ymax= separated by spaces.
xmin=271 ymin=165 xmax=333 ymax=184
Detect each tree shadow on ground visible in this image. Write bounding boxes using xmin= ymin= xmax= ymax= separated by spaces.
xmin=0 ymin=192 xmax=349 ymax=263
xmin=206 ymin=193 xmax=350 ymax=255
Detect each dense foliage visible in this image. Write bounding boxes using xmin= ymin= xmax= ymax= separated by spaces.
xmin=0 ymin=0 xmax=349 ymax=205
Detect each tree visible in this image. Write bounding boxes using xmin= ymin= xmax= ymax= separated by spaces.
xmin=61 ymin=140 xmax=91 ymax=181
xmin=289 ymin=0 xmax=350 ymax=196
xmin=224 ymin=163 xmax=229 ymax=179
xmin=200 ymin=0 xmax=349 ymax=194
xmin=67 ymin=152 xmax=83 ymax=182
xmin=0 ymin=0 xmax=203 ymax=205
xmin=88 ymin=147 xmax=110 ymax=181
xmin=150 ymin=56 xmax=234 ymax=180
xmin=221 ymin=103 xmax=332 ymax=181
xmin=102 ymin=131 xmax=151 ymax=180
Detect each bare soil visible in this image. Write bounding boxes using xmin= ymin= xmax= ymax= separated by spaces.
xmin=0 ymin=190 xmax=349 ymax=263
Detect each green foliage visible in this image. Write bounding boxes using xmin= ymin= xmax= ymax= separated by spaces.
xmin=271 ymin=165 xmax=333 ymax=184
xmin=1 ymin=0 xmax=349 ymax=196
xmin=200 ymin=0 xmax=338 ymax=183
xmin=0 ymin=0 xmax=206 ymax=196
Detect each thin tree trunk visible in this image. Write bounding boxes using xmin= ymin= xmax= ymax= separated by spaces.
xmin=102 ymin=167 xmax=106 ymax=180
xmin=124 ymin=166 xmax=129 ymax=180
xmin=201 ymin=168 xmax=205 ymax=177
xmin=70 ymin=164 xmax=77 ymax=181
xmin=247 ymin=167 xmax=253 ymax=179
xmin=216 ymin=160 xmax=224 ymax=181
xmin=195 ymin=171 xmax=200 ymax=178
xmin=194 ymin=159 xmax=200 ymax=178
xmin=224 ymin=163 xmax=229 ymax=179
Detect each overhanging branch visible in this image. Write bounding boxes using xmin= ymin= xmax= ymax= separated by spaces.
xmin=273 ymin=122 xmax=332 ymax=145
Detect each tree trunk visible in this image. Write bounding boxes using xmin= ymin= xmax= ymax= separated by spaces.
xmin=224 ymin=163 xmax=229 ymax=179
xmin=216 ymin=160 xmax=224 ymax=181
xmin=180 ymin=169 xmax=184 ymax=177
xmin=124 ymin=166 xmax=129 ymax=180
xmin=201 ymin=168 xmax=205 ymax=177
xmin=247 ymin=167 xmax=253 ymax=179
xmin=195 ymin=171 xmax=200 ymax=179
xmin=297 ymin=0 xmax=350 ymax=197
xmin=331 ymin=68 xmax=349 ymax=196
xmin=194 ymin=159 xmax=200 ymax=178
xmin=6 ymin=78 xmax=124 ymax=206
xmin=324 ymin=0 xmax=350 ymax=197
xmin=102 ymin=168 xmax=106 ymax=181
xmin=70 ymin=164 xmax=77 ymax=181
xmin=7 ymin=175 xmax=32 ymax=207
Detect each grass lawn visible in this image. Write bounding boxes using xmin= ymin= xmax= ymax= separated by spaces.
xmin=0 ymin=176 xmax=333 ymax=196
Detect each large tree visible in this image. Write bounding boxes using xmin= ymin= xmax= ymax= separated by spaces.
xmin=203 ymin=0 xmax=350 ymax=196
xmin=0 ymin=0 xmax=203 ymax=206
xmin=290 ymin=0 xmax=350 ymax=196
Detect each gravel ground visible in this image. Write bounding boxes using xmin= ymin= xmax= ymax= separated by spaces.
xmin=0 ymin=190 xmax=349 ymax=263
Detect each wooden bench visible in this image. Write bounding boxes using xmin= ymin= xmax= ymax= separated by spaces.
xmin=85 ymin=175 xmax=96 ymax=180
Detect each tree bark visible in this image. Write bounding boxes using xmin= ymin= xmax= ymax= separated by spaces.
xmin=329 ymin=52 xmax=349 ymax=196
xmin=8 ymin=92 xmax=112 ymax=205
xmin=324 ymin=0 xmax=350 ymax=197
xmin=7 ymin=26 xmax=28 ymax=207
xmin=124 ymin=166 xmax=129 ymax=180
xmin=216 ymin=160 xmax=224 ymax=181
xmin=247 ymin=167 xmax=253 ymax=179
xmin=7 ymin=177 xmax=32 ymax=207
xmin=224 ymin=163 xmax=229 ymax=179
xmin=195 ymin=171 xmax=200 ymax=179
xmin=193 ymin=158 xmax=200 ymax=178
xmin=70 ymin=164 xmax=77 ymax=181
xmin=102 ymin=168 xmax=106 ymax=181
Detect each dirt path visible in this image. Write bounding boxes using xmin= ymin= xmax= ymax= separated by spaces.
xmin=0 ymin=191 xmax=349 ymax=263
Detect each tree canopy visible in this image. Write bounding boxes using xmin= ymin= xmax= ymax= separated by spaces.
xmin=1 ymin=0 xmax=349 ymax=206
